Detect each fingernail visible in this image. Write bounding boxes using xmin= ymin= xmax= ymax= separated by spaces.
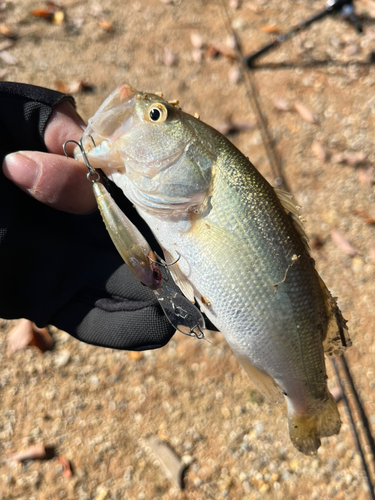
xmin=2 ymin=152 xmax=39 ymax=189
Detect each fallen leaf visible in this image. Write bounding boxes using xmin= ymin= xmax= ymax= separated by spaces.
xmin=261 ymin=24 xmax=279 ymax=33
xmin=0 ymin=50 xmax=17 ymax=65
xmin=0 ymin=39 xmax=14 ymax=51
xmin=31 ymin=8 xmax=53 ymax=19
xmin=55 ymin=79 xmax=68 ymax=93
xmin=206 ymin=42 xmax=237 ymax=60
xmin=369 ymin=248 xmax=375 ymax=264
xmin=330 ymin=387 xmax=342 ymax=403
xmin=31 ymin=2 xmax=64 ymax=22
xmin=330 ymin=229 xmax=358 ymax=256
xmin=311 ymin=235 xmax=325 ymax=250
xmin=311 ymin=140 xmax=327 ymax=162
xmin=357 ymin=167 xmax=375 ymax=186
xmin=215 ymin=117 xmax=256 ymax=136
xmin=293 ymin=102 xmax=316 ymax=123
xmin=190 ymin=32 xmax=204 ymax=49
xmin=9 ymin=444 xmax=55 ymax=462
xmin=273 ymin=98 xmax=291 ymax=111
xmin=97 ymin=19 xmax=114 ymax=32
xmin=145 ymin=437 xmax=186 ymax=489
xmin=58 ymin=456 xmax=73 ymax=477
xmin=128 ymin=351 xmax=144 ymax=361
xmin=0 ymin=23 xmax=16 ymax=39
xmin=192 ymin=48 xmax=203 ymax=63
xmin=332 ymin=151 xmax=367 ymax=167
xmin=55 ymin=79 xmax=94 ymax=94
xmin=229 ymin=0 xmax=240 ymax=9
xmin=7 ymin=320 xmax=53 ymax=356
xmin=163 ymin=46 xmax=177 ymax=67
xmin=353 ymin=209 xmax=375 ymax=225
xmin=228 ymin=65 xmax=241 ymax=84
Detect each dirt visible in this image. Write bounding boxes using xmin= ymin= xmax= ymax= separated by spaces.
xmin=1 ymin=0 xmax=375 ymax=499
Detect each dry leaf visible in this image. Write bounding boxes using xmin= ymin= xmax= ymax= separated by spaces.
xmin=261 ymin=24 xmax=279 ymax=34
xmin=330 ymin=387 xmax=342 ymax=403
xmin=31 ymin=8 xmax=53 ymax=18
xmin=163 ymin=46 xmax=177 ymax=67
xmin=229 ymin=0 xmax=240 ymax=9
xmin=215 ymin=118 xmax=256 ymax=136
xmin=353 ymin=209 xmax=375 ymax=225
xmin=9 ymin=444 xmax=55 ymax=462
xmin=357 ymin=167 xmax=375 ymax=186
xmin=0 ymin=39 xmax=14 ymax=51
xmin=273 ymin=98 xmax=291 ymax=111
xmin=0 ymin=23 xmax=16 ymax=39
xmin=190 ymin=32 xmax=204 ymax=49
xmin=228 ymin=65 xmax=241 ymax=85
xmin=58 ymin=456 xmax=73 ymax=477
xmin=311 ymin=140 xmax=327 ymax=162
xmin=7 ymin=320 xmax=53 ymax=356
xmin=330 ymin=229 xmax=358 ymax=256
xmin=207 ymin=42 xmax=237 ymax=60
xmin=55 ymin=79 xmax=68 ymax=93
xmin=128 ymin=351 xmax=144 ymax=361
xmin=56 ymin=79 xmax=93 ymax=94
xmin=97 ymin=19 xmax=114 ymax=32
xmin=311 ymin=235 xmax=325 ymax=251
xmin=192 ymin=48 xmax=203 ymax=63
xmin=332 ymin=151 xmax=367 ymax=167
xmin=293 ymin=102 xmax=316 ymax=123
xmin=369 ymin=248 xmax=375 ymax=264
xmin=0 ymin=50 xmax=17 ymax=65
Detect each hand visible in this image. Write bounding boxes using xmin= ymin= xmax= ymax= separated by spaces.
xmin=2 ymin=100 xmax=97 ymax=214
xmin=0 ymin=82 xmax=177 ymax=350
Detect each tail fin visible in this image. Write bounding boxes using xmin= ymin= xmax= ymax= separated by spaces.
xmin=287 ymin=393 xmax=341 ymax=455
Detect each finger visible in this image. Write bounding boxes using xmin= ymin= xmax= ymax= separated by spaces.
xmin=2 ymin=151 xmax=96 ymax=214
xmin=44 ymin=99 xmax=87 ymax=156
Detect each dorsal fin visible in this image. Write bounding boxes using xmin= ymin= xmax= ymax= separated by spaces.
xmin=274 ymin=187 xmax=310 ymax=253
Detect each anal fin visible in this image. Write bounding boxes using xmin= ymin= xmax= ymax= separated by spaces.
xmin=236 ymin=354 xmax=284 ymax=404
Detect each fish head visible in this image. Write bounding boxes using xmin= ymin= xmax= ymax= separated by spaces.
xmin=78 ymin=84 xmax=216 ymax=216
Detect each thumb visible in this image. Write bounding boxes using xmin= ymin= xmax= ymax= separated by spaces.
xmin=2 ymin=151 xmax=96 ymax=214
xmin=2 ymin=100 xmax=97 ymax=214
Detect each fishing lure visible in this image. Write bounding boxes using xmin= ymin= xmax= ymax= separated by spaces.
xmin=64 ymin=139 xmax=205 ymax=339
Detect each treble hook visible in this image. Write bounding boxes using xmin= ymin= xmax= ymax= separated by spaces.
xmin=148 ymin=251 xmax=181 ymax=267
xmin=63 ymin=136 xmax=100 ymax=183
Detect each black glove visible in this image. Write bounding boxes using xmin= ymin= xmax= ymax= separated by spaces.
xmin=0 ymin=82 xmax=176 ymax=350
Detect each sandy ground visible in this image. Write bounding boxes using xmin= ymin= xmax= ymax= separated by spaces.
xmin=1 ymin=0 xmax=375 ymax=499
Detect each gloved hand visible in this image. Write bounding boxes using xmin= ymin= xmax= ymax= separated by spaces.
xmin=0 ymin=82 xmax=177 ymax=350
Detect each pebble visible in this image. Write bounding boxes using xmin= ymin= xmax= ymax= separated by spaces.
xmin=54 ymin=350 xmax=71 ymax=367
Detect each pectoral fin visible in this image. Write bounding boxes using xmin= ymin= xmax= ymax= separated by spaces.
xmin=163 ymin=249 xmax=196 ymax=303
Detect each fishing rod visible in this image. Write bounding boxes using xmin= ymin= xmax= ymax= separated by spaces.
xmin=220 ymin=1 xmax=375 ymax=496
xmin=244 ymin=0 xmax=363 ymax=67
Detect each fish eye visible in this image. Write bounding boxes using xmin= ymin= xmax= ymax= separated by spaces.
xmin=149 ymin=104 xmax=168 ymax=123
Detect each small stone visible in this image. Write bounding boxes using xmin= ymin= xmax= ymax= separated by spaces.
xmin=289 ymin=459 xmax=299 ymax=472
xmin=54 ymin=350 xmax=70 ymax=367
xmin=221 ymin=407 xmax=231 ymax=419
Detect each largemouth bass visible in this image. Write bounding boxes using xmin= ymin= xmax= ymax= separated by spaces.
xmin=77 ymin=84 xmax=351 ymax=455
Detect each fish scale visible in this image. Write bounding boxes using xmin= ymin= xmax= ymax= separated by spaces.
xmin=78 ymin=83 xmax=350 ymax=454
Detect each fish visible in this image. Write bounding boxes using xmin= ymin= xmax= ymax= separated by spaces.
xmin=77 ymin=83 xmax=351 ymax=455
